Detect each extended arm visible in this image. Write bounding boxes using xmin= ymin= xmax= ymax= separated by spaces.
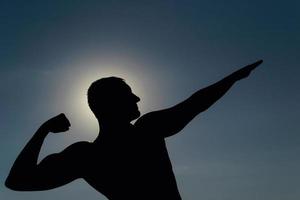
xmin=5 ymin=113 xmax=81 ymax=191
xmin=135 ymin=60 xmax=263 ymax=137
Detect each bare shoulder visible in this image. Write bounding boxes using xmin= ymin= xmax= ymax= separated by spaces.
xmin=39 ymin=142 xmax=90 ymax=163
xmin=62 ymin=141 xmax=92 ymax=155
xmin=135 ymin=110 xmax=161 ymax=123
xmin=134 ymin=111 xmax=164 ymax=136
xmin=134 ymin=112 xmax=155 ymax=130
xmin=37 ymin=141 xmax=92 ymax=178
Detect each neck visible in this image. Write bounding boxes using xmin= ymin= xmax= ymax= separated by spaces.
xmin=94 ymin=119 xmax=132 ymax=142
xmin=101 ymin=121 xmax=131 ymax=132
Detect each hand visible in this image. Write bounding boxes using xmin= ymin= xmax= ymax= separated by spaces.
xmin=231 ymin=60 xmax=263 ymax=81
xmin=43 ymin=113 xmax=71 ymax=133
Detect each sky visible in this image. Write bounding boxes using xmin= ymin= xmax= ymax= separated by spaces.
xmin=1 ymin=0 xmax=299 ymax=199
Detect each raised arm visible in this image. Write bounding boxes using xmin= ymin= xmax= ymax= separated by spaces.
xmin=135 ymin=60 xmax=263 ymax=137
xmin=5 ymin=113 xmax=85 ymax=191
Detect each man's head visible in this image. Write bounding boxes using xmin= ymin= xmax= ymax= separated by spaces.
xmin=87 ymin=77 xmax=140 ymax=122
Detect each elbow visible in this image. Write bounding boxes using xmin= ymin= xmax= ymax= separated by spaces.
xmin=5 ymin=181 xmax=35 ymax=191
xmin=5 ymin=177 xmax=21 ymax=191
xmin=4 ymin=177 xmax=12 ymax=189
xmin=5 ymin=175 xmax=34 ymax=191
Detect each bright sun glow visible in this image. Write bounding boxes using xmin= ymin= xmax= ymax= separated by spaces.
xmin=66 ymin=61 xmax=148 ymax=139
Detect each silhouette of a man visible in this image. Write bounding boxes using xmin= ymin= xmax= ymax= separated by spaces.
xmin=6 ymin=60 xmax=262 ymax=199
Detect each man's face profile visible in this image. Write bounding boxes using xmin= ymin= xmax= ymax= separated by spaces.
xmin=111 ymin=82 xmax=141 ymax=121
xmin=88 ymin=77 xmax=141 ymax=122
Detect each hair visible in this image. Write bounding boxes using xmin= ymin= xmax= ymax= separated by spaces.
xmin=87 ymin=77 xmax=125 ymax=118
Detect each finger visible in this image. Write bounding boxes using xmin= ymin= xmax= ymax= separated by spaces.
xmin=248 ymin=59 xmax=263 ymax=70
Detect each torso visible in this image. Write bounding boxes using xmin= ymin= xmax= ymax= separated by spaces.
xmin=80 ymin=125 xmax=182 ymax=200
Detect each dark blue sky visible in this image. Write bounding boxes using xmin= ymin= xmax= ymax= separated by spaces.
xmin=1 ymin=1 xmax=299 ymax=199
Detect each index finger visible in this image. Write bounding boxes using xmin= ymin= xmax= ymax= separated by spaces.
xmin=248 ymin=59 xmax=263 ymax=70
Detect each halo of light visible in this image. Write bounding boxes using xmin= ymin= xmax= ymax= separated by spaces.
xmin=66 ymin=61 xmax=148 ymax=140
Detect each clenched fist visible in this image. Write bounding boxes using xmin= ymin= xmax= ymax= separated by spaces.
xmin=42 ymin=113 xmax=71 ymax=133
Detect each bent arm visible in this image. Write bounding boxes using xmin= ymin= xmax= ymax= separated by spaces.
xmin=135 ymin=60 xmax=262 ymax=137
xmin=5 ymin=125 xmax=50 ymax=190
xmin=5 ymin=114 xmax=77 ymax=191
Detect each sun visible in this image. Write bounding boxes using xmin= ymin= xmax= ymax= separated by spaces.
xmin=65 ymin=62 xmax=147 ymax=140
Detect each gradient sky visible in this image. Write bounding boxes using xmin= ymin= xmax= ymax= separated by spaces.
xmin=1 ymin=1 xmax=299 ymax=200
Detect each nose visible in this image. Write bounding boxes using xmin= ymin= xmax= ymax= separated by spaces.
xmin=133 ymin=94 xmax=140 ymax=102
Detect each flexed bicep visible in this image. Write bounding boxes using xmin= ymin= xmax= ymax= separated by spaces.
xmin=33 ymin=142 xmax=90 ymax=191
xmin=7 ymin=142 xmax=89 ymax=191
xmin=29 ymin=153 xmax=77 ymax=190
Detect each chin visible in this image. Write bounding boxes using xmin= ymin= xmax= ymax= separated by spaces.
xmin=130 ymin=110 xmax=140 ymax=121
xmin=135 ymin=110 xmax=141 ymax=118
